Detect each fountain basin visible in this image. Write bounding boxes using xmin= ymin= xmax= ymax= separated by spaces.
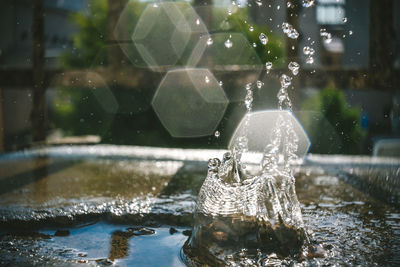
xmin=0 ymin=145 xmax=399 ymax=266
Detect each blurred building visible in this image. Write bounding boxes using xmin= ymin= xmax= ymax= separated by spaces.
xmin=0 ymin=0 xmax=86 ymax=68
xmin=0 ymin=0 xmax=399 ymax=152
xmin=0 ymin=0 xmax=86 ymax=150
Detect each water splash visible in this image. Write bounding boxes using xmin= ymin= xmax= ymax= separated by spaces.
xmin=184 ymin=64 xmax=309 ymax=264
xmin=303 ymin=46 xmax=315 ymax=65
xmin=282 ymin=22 xmax=299 ymax=39
xmin=288 ymin=62 xmax=300 ymax=76
xmin=320 ymin=29 xmax=332 ymax=44
xmin=265 ymin=62 xmax=273 ymax=73
xmin=302 ymin=0 xmax=315 ymax=8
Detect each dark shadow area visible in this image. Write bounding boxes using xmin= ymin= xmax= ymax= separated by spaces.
xmin=0 ymin=158 xmax=76 ymax=196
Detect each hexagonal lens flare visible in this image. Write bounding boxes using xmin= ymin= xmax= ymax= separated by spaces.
xmin=152 ymin=68 xmax=229 ymax=137
xmin=49 ymin=71 xmax=118 ymax=136
xmin=228 ymin=110 xmax=311 ymax=159
xmin=187 ymin=33 xmax=263 ymax=101
xmin=129 ymin=2 xmax=208 ymax=71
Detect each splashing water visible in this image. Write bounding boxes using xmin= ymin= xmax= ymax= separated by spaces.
xmin=282 ymin=22 xmax=299 ymax=39
xmin=303 ymin=46 xmax=315 ymax=65
xmin=256 ymin=80 xmax=264 ymax=89
xmin=302 ymin=0 xmax=315 ymax=8
xmin=184 ymin=60 xmax=309 ymax=265
xmin=320 ymin=29 xmax=332 ymax=44
xmin=288 ymin=62 xmax=300 ymax=75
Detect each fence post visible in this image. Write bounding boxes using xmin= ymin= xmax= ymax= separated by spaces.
xmin=31 ymin=0 xmax=46 ymax=142
xmin=0 ymin=88 xmax=3 ymax=152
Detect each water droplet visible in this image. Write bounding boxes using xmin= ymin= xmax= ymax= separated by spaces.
xmin=288 ymin=28 xmax=299 ymax=39
xmin=245 ymin=89 xmax=253 ymax=111
xmin=282 ymin=22 xmax=291 ymax=34
xmin=320 ymin=29 xmax=332 ymax=44
xmin=245 ymin=83 xmax=252 ymax=90
xmin=306 ymin=56 xmax=314 ymax=64
xmin=288 ymin=62 xmax=300 ymax=76
xmin=256 ymin=80 xmax=264 ymax=89
xmin=196 ymin=19 xmax=200 ymax=25
xmin=253 ymin=42 xmax=257 ymax=47
xmin=265 ymin=62 xmax=273 ymax=73
xmin=287 ymin=1 xmax=292 ymax=8
xmin=259 ymin=33 xmax=268 ymax=45
xmin=219 ymin=81 xmax=223 ymax=86
xmin=207 ymin=37 xmax=213 ymax=46
xmin=205 ymin=76 xmax=210 ymax=83
xmin=343 ymin=17 xmax=348 ymax=23
xmin=249 ymin=26 xmax=254 ymax=32
xmin=280 ymin=74 xmax=292 ymax=88
xmin=214 ymin=131 xmax=220 ymax=138
xmin=255 ymin=0 xmax=262 ymax=6
xmin=302 ymin=0 xmax=315 ymax=8
xmin=224 ymin=39 xmax=233 ymax=48
xmin=152 ymin=3 xmax=158 ymax=8
xmin=349 ymin=30 xmax=353 ymax=35
xmin=277 ymin=5 xmax=280 ymax=10
xmin=208 ymin=158 xmax=220 ymax=173
xmin=228 ymin=10 xmax=232 ymax=16
xmin=303 ymin=46 xmax=315 ymax=56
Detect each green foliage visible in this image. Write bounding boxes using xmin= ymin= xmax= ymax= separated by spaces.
xmin=60 ymin=0 xmax=108 ymax=68
xmin=301 ymin=88 xmax=365 ymax=154
xmin=50 ymin=88 xmax=115 ymax=136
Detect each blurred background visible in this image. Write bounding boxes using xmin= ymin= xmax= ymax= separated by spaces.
xmin=0 ymin=0 xmax=399 ymax=155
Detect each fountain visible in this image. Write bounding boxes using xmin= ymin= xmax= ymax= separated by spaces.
xmin=182 ymin=62 xmax=316 ymax=264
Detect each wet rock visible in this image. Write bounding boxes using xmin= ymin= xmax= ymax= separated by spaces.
xmin=54 ymin=230 xmax=70 ymax=237
xmin=182 ymin=230 xmax=192 ymax=236
xmin=95 ymin=258 xmax=114 ymax=266
xmin=126 ymin=227 xmax=155 ymax=236
xmin=169 ymin=227 xmax=178 ymax=235
xmin=12 ymin=231 xmax=51 ymax=240
xmin=78 ymin=252 xmax=87 ymax=257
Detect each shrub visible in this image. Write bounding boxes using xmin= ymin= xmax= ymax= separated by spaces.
xmin=300 ymin=88 xmax=365 ymax=154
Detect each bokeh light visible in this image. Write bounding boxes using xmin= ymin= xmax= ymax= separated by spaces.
xmin=187 ymin=32 xmax=262 ymax=101
xmin=228 ymin=110 xmax=311 ymax=158
xmin=152 ymin=68 xmax=228 ymax=137
xmin=129 ymin=2 xmax=208 ymax=71
xmin=48 ymin=71 xmax=118 ymax=136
